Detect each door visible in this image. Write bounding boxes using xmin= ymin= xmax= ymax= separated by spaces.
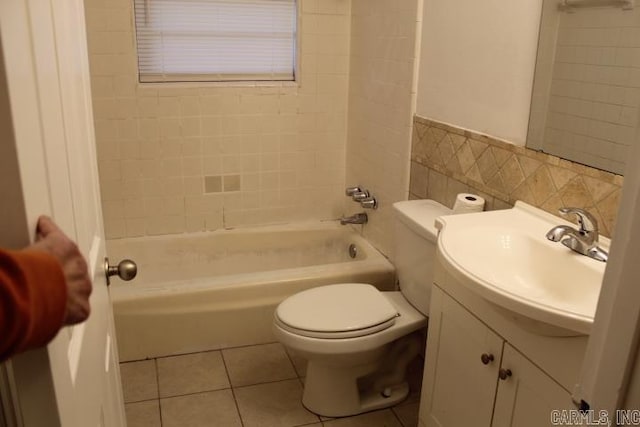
xmin=492 ymin=344 xmax=575 ymax=427
xmin=419 ymin=287 xmax=504 ymax=427
xmin=0 ymin=0 xmax=126 ymax=426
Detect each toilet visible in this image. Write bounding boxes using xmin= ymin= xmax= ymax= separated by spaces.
xmin=273 ymin=200 xmax=451 ymax=417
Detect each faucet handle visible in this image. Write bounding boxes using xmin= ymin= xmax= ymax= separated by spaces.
xmin=345 ymin=186 xmax=362 ymax=197
xmin=558 ymin=207 xmax=598 ymax=234
xmin=352 ymin=190 xmax=370 ymax=201
xmin=360 ymin=197 xmax=378 ymax=209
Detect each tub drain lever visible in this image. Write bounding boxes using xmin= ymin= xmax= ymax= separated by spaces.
xmin=105 ymin=257 xmax=138 ymax=286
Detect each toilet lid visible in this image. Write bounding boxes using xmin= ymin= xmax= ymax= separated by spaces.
xmin=275 ymin=283 xmax=398 ymax=338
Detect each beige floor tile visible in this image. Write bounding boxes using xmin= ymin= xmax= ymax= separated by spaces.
xmin=392 ymin=402 xmax=419 ymax=427
xmin=323 ymin=409 xmax=402 ymax=427
xmin=161 ymin=389 xmax=241 ymax=427
xmin=120 ymin=360 xmax=158 ymax=403
xmin=234 ymin=379 xmax=320 ymax=427
xmin=125 ymin=400 xmax=161 ymax=427
xmin=223 ymin=343 xmax=297 ymax=387
xmin=157 ymin=351 xmax=230 ymax=398
xmin=285 ymin=347 xmax=308 ymax=377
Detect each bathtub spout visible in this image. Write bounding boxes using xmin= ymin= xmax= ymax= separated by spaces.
xmin=340 ymin=213 xmax=368 ymax=225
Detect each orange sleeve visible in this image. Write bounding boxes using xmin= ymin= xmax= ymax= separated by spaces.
xmin=0 ymin=249 xmax=67 ymax=361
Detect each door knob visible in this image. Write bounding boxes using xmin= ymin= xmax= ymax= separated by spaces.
xmin=104 ymin=257 xmax=137 ymax=286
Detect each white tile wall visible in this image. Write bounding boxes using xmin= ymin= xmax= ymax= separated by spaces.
xmin=543 ymin=7 xmax=640 ymax=174
xmin=345 ymin=0 xmax=422 ymax=256
xmin=85 ymin=0 xmax=351 ymax=238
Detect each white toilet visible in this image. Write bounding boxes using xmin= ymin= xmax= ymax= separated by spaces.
xmin=273 ymin=200 xmax=451 ymax=417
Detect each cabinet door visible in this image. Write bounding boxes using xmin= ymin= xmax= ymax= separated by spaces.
xmin=420 ymin=287 xmax=504 ymax=427
xmin=492 ymin=344 xmax=575 ymax=427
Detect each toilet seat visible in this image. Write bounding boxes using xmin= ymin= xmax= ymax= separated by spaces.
xmin=275 ymin=283 xmax=399 ymax=339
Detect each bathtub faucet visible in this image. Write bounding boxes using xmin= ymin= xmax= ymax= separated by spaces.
xmin=340 ymin=212 xmax=368 ymax=225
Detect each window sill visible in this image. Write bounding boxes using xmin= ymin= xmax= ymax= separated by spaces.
xmin=137 ymin=80 xmax=299 ymax=89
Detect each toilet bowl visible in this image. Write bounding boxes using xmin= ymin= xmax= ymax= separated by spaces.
xmin=272 ymin=200 xmax=451 ymax=417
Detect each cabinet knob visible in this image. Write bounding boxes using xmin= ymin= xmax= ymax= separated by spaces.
xmin=498 ymin=368 xmax=512 ymax=380
xmin=480 ymin=353 xmax=494 ymax=365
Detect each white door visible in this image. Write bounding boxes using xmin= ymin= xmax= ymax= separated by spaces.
xmin=0 ymin=0 xmax=126 ymax=426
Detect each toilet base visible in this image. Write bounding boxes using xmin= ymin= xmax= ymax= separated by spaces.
xmin=303 ymin=377 xmax=410 ymax=418
xmin=359 ymin=382 xmax=410 ymax=414
xmin=300 ymin=332 xmax=422 ymax=417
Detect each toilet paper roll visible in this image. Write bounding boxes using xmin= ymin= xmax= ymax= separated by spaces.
xmin=453 ymin=193 xmax=485 ymax=214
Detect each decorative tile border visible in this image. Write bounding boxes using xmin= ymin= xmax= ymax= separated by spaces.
xmin=410 ymin=116 xmax=623 ymax=237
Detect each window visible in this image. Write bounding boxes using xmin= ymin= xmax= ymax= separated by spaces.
xmin=133 ymin=0 xmax=297 ymax=83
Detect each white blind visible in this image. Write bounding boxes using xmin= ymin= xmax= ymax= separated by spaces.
xmin=133 ymin=0 xmax=297 ymax=83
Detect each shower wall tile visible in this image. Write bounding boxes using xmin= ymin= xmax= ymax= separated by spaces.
xmin=85 ymin=0 xmax=351 ymax=238
xmin=410 ymin=116 xmax=624 ymax=237
xmin=346 ymin=0 xmax=422 ymax=257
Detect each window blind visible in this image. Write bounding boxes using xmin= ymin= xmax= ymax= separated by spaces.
xmin=133 ymin=0 xmax=297 ymax=83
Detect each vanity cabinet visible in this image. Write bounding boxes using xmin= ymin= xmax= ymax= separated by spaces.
xmin=492 ymin=344 xmax=575 ymax=427
xmin=420 ymin=286 xmax=576 ymax=427
xmin=420 ymin=286 xmax=503 ymax=426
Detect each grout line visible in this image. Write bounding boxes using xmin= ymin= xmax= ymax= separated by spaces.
xmin=153 ymin=347 xmax=226 ymax=361
xmin=120 ymin=356 xmax=156 ymax=364
xmin=155 ymin=398 xmax=162 ymax=427
xmin=230 ymin=375 xmax=300 ymax=390
xmin=157 ymin=387 xmax=234 ymax=401
xmin=154 ymin=357 xmax=160 ymax=398
xmin=220 ymin=350 xmax=245 ymax=427
xmin=125 ymin=341 xmax=281 ymax=364
xmin=123 ymin=396 xmax=162 ymax=405
xmin=154 ymin=358 xmax=164 ymax=427
xmin=232 ymin=377 xmax=302 ymax=391
xmin=282 ymin=346 xmax=302 ymax=378
xmin=220 ymin=341 xmax=280 ymax=352
xmin=390 ymin=406 xmax=406 ymax=427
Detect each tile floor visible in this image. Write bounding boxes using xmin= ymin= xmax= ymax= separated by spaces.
xmin=121 ymin=342 xmax=423 ymax=427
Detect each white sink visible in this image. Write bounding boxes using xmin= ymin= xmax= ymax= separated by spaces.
xmin=435 ymin=201 xmax=608 ymax=335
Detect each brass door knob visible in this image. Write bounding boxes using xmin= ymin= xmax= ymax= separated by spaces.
xmin=481 ymin=353 xmax=495 ymax=365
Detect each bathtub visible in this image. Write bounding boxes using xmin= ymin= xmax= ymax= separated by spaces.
xmin=107 ymin=222 xmax=396 ymax=361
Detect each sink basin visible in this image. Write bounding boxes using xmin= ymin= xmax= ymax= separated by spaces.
xmin=435 ymin=201 xmax=608 ymax=335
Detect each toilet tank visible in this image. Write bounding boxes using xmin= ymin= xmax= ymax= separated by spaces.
xmin=392 ymin=200 xmax=452 ymax=316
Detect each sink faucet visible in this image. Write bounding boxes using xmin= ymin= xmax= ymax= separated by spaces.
xmin=545 ymin=207 xmax=608 ymax=262
xmin=340 ymin=212 xmax=368 ymax=225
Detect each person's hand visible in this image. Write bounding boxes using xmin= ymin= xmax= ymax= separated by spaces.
xmin=31 ymin=216 xmax=92 ymax=325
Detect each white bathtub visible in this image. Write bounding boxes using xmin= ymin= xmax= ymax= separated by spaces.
xmin=107 ymin=222 xmax=396 ymax=361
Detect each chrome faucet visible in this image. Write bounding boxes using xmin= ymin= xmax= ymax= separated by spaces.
xmin=545 ymin=207 xmax=608 ymax=262
xmin=340 ymin=212 xmax=368 ymax=225
xmin=345 ymin=186 xmax=378 ymax=209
